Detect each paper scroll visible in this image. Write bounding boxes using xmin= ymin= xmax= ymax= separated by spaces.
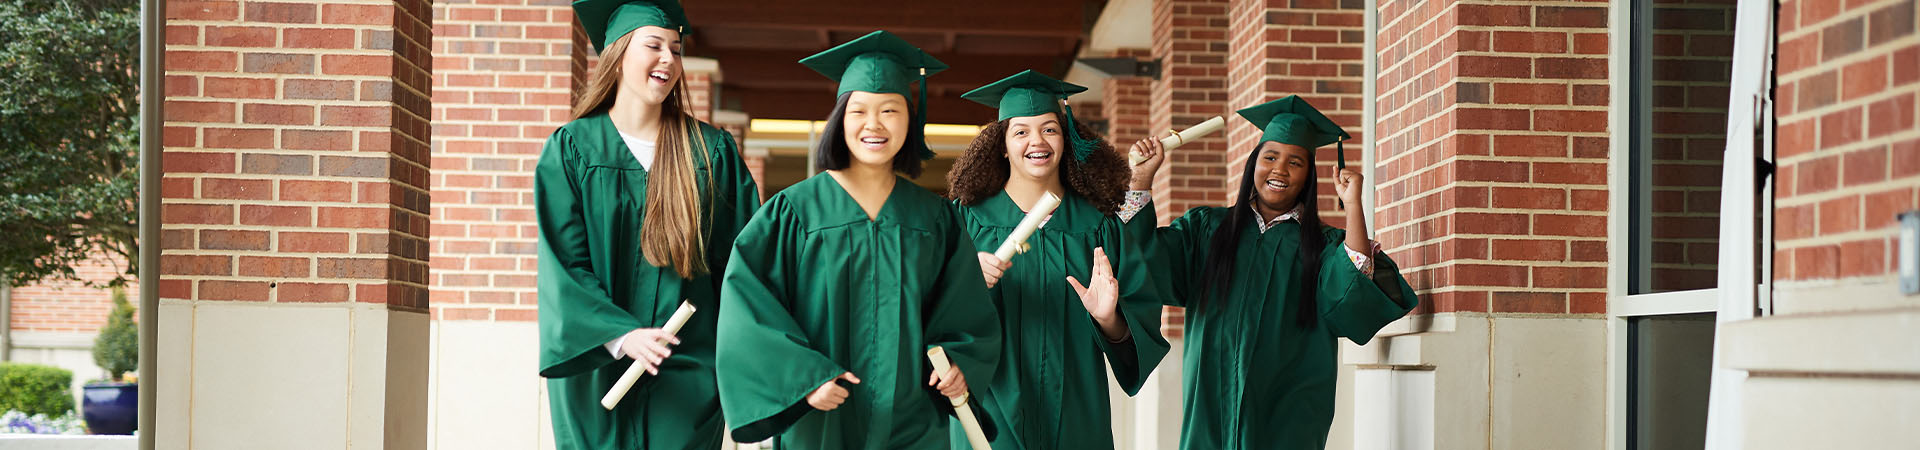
xmin=927 ymin=346 xmax=991 ymax=450
xmin=600 ymin=301 xmax=697 ymax=410
xmin=992 ymin=192 xmax=1062 ymax=262
xmin=1130 ymin=116 xmax=1227 ymax=165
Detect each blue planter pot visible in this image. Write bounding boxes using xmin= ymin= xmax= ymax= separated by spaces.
xmin=81 ymin=382 xmax=137 ymax=435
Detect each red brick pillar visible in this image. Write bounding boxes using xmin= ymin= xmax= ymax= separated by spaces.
xmin=1374 ymin=0 xmax=1612 ymax=315
xmin=1149 ymin=0 xmax=1234 ymax=224
xmin=1101 ymin=48 xmax=1156 ymax=150
xmin=1227 ymin=0 xmax=1366 ymax=221
xmin=428 ymin=1 xmax=576 ymax=322
xmin=684 ymin=58 xmax=718 ymax=122
xmin=159 ymin=0 xmax=432 ymax=446
xmin=1773 ymin=0 xmax=1920 ymax=283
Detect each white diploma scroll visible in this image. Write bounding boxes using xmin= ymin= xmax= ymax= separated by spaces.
xmin=1130 ymin=115 xmax=1228 ymax=165
xmin=600 ymin=301 xmax=697 ymax=410
xmin=991 ymin=192 xmax=1062 ymax=262
xmin=926 ymin=346 xmax=991 ymax=450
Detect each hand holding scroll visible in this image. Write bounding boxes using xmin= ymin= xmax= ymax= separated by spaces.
xmin=976 ymin=252 xmax=1010 ymax=288
xmin=1128 ymin=137 xmax=1165 ymax=191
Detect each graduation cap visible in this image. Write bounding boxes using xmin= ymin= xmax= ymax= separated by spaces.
xmin=800 ymin=30 xmax=949 ymax=160
xmin=1234 ymin=95 xmax=1351 ymax=169
xmin=572 ymin=0 xmax=690 ymax=54
xmin=961 ymin=70 xmax=1100 ymax=162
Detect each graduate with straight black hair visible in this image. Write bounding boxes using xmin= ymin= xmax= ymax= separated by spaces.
xmin=534 ymin=1 xmax=761 ymax=448
xmin=1120 ymin=96 xmax=1420 ymax=450
xmin=944 ymin=70 xmax=1170 ymax=450
xmin=714 ymin=30 xmax=1001 ymax=450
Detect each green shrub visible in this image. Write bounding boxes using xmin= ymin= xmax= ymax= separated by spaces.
xmin=92 ymin=286 xmax=138 ymax=381
xmin=0 ymin=363 xmax=74 ymax=416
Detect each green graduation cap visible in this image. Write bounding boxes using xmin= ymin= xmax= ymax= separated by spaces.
xmin=800 ymin=30 xmax=949 ymax=160
xmin=572 ymin=0 xmax=690 ymax=54
xmin=961 ymin=70 xmax=1101 ymax=162
xmin=1236 ymin=95 xmax=1351 ymax=169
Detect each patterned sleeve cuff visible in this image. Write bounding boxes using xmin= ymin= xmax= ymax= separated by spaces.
xmin=1118 ymin=190 xmax=1152 ymax=224
xmin=1344 ymin=241 xmax=1381 ymax=276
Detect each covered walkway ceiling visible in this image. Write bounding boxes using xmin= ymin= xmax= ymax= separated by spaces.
xmin=683 ymin=0 xmax=1103 ymax=126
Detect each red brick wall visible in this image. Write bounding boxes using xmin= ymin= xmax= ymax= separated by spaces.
xmin=6 ymin=254 xmax=132 ymax=333
xmin=1774 ymin=0 xmax=1919 ymax=284
xmin=427 ymin=1 xmax=577 ymax=322
xmin=161 ymin=0 xmax=432 ymax=309
xmin=1373 ymin=0 xmax=1611 ymax=315
xmin=1101 ymin=48 xmax=1155 ymax=150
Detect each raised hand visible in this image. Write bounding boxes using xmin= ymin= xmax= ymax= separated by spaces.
xmin=1067 ymin=247 xmax=1127 ymax=341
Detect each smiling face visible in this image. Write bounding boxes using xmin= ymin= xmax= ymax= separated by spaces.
xmin=1002 ymin=113 xmax=1066 ymax=182
xmin=618 ymin=26 xmax=683 ymax=106
xmin=1250 ymin=142 xmax=1314 ymax=215
xmin=840 ymin=91 xmax=911 ymax=169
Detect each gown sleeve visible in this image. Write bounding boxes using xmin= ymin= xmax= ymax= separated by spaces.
xmin=918 ymin=204 xmax=1005 ymax=439
xmin=1127 ymin=203 xmax=1219 ymax=308
xmin=536 ymin=128 xmax=648 ymax=379
xmin=1092 ymin=216 xmax=1172 ymax=396
xmin=715 ymin=200 xmax=849 ymax=443
xmin=700 ymin=126 xmax=761 ymax=294
xmin=1314 ymin=227 xmax=1420 ymax=346
xmin=920 ymin=204 xmax=1002 ymax=389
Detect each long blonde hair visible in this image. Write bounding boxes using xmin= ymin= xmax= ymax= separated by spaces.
xmin=572 ymin=32 xmax=715 ymax=279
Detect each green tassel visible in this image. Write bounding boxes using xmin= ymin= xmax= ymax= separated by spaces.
xmin=914 ymin=68 xmax=934 ymax=160
xmin=1060 ymin=100 xmax=1099 ymax=162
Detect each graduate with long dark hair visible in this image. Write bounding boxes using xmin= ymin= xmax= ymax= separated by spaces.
xmin=1120 ymin=96 xmax=1419 ymax=450
xmin=944 ymin=70 xmax=1169 ymax=450
xmin=534 ymin=1 xmax=761 ymax=448
xmin=714 ymin=30 xmax=1001 ymax=450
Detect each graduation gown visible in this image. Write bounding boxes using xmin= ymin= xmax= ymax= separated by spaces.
xmin=951 ymin=192 xmax=1170 ymax=450
xmin=1128 ymin=204 xmax=1419 ymax=450
xmin=716 ymin=173 xmax=1002 ymax=450
xmin=535 ymin=113 xmax=760 ymax=450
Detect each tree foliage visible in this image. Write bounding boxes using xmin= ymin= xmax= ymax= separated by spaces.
xmin=0 ymin=0 xmax=141 ymax=286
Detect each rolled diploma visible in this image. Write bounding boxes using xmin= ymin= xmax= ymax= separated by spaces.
xmin=991 ymin=192 xmax=1062 ymax=262
xmin=927 ymin=346 xmax=991 ymax=450
xmin=600 ymin=301 xmax=697 ymax=410
xmin=1131 ymin=116 xmax=1227 ymax=165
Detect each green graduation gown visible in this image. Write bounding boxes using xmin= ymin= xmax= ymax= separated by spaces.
xmin=1129 ymin=205 xmax=1419 ymax=450
xmin=535 ymin=114 xmax=761 ymax=450
xmin=716 ymin=173 xmax=1002 ymax=450
xmin=951 ymin=192 xmax=1170 ymax=450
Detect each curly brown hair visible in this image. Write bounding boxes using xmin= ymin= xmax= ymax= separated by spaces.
xmin=946 ymin=117 xmax=1131 ymax=215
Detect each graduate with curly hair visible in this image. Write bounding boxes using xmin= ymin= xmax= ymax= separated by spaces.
xmin=944 ymin=70 xmax=1170 ymax=450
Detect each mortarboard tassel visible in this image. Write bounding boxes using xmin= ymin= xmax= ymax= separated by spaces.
xmin=1060 ymin=99 xmax=1099 ymax=162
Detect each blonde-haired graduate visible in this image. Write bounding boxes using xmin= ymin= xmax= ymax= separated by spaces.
xmin=714 ymin=30 xmax=1001 ymax=450
xmin=533 ymin=0 xmax=761 ymax=448
xmin=943 ymin=70 xmax=1170 ymax=450
xmin=1121 ymin=96 xmax=1420 ymax=450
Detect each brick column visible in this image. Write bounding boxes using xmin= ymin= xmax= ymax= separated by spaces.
xmin=159 ymin=0 xmax=431 ymax=447
xmin=1149 ymin=0 xmax=1233 ymax=223
xmin=427 ymin=1 xmax=575 ymax=323
xmin=1773 ymin=0 xmax=1919 ymax=285
xmin=1101 ymin=48 xmax=1156 ymax=149
xmin=1227 ymin=0 xmax=1366 ymax=220
xmin=684 ymin=57 xmax=719 ymax=122
xmin=1374 ymin=0 xmax=1611 ymax=315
